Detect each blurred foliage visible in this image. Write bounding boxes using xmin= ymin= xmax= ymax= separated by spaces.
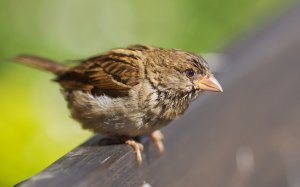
xmin=0 ymin=0 xmax=290 ymax=186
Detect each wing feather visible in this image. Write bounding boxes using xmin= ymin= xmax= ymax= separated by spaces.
xmin=57 ymin=46 xmax=146 ymax=97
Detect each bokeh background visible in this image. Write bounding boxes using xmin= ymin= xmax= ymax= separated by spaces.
xmin=0 ymin=0 xmax=291 ymax=186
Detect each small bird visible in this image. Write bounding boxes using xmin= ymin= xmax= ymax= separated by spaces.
xmin=13 ymin=45 xmax=223 ymax=164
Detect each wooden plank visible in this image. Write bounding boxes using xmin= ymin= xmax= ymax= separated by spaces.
xmin=16 ymin=3 xmax=300 ymax=187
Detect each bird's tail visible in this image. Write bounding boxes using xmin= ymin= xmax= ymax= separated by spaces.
xmin=12 ymin=54 xmax=69 ymax=75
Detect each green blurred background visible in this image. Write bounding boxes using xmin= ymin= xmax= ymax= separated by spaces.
xmin=0 ymin=0 xmax=290 ymax=186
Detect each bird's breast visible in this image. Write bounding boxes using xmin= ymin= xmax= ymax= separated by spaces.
xmin=65 ymin=90 xmax=165 ymax=136
xmin=64 ymin=82 xmax=192 ymax=137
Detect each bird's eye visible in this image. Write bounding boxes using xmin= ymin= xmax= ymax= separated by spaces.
xmin=185 ymin=68 xmax=195 ymax=77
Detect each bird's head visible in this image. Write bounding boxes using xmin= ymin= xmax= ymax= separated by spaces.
xmin=145 ymin=48 xmax=223 ymax=99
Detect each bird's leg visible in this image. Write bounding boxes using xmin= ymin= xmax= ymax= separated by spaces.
xmin=150 ymin=130 xmax=164 ymax=154
xmin=124 ymin=138 xmax=144 ymax=164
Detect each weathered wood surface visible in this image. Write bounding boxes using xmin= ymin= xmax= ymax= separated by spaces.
xmin=16 ymin=4 xmax=300 ymax=187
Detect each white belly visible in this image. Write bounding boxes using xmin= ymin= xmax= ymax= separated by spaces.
xmin=65 ymin=89 xmax=165 ymax=137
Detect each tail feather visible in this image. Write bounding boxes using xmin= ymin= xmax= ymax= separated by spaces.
xmin=12 ymin=55 xmax=69 ymax=75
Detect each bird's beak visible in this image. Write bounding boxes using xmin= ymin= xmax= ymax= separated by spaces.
xmin=195 ymin=75 xmax=223 ymax=92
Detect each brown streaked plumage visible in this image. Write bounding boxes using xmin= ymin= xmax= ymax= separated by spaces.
xmin=13 ymin=44 xmax=223 ymax=164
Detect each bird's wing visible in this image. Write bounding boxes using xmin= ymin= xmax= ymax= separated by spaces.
xmin=57 ymin=48 xmax=144 ymax=97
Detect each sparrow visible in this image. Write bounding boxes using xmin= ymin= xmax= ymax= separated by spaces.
xmin=13 ymin=44 xmax=223 ymax=164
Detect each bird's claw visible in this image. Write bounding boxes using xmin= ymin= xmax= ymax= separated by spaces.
xmin=151 ymin=130 xmax=165 ymax=154
xmin=125 ymin=139 xmax=144 ymax=165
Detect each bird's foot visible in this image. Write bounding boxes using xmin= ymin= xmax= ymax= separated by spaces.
xmin=150 ymin=130 xmax=164 ymax=154
xmin=125 ymin=139 xmax=144 ymax=165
